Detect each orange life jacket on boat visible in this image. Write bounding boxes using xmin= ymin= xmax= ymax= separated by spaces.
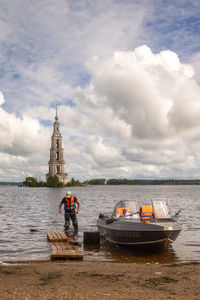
xmin=139 ymin=206 xmax=153 ymax=223
xmin=64 ymin=195 xmax=75 ymax=211
xmin=117 ymin=207 xmax=130 ymax=216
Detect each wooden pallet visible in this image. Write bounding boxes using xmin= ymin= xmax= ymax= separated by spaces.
xmin=47 ymin=232 xmax=83 ymax=260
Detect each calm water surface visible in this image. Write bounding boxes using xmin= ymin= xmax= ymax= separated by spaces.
xmin=0 ymin=185 xmax=200 ymax=263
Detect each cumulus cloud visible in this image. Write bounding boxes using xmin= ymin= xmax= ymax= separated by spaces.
xmin=0 ymin=91 xmax=5 ymax=105
xmin=20 ymin=46 xmax=200 ymax=180
xmin=2 ymin=45 xmax=200 ymax=181
xmin=0 ymin=107 xmax=50 ymax=156
xmin=0 ymin=91 xmax=51 ymax=180
xmin=85 ymin=45 xmax=200 ymax=140
xmin=71 ymin=45 xmax=200 ymax=179
xmin=86 ymin=136 xmax=121 ymax=166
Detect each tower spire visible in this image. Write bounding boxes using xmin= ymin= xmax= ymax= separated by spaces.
xmin=55 ymin=103 xmax=58 ymax=121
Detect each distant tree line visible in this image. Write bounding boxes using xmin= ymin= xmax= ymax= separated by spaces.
xmin=23 ymin=176 xmax=85 ymax=188
xmin=21 ymin=176 xmax=200 ymax=187
xmin=85 ymin=178 xmax=106 ymax=185
xmin=66 ymin=177 xmax=84 ymax=187
xmin=86 ymin=178 xmax=200 ymax=185
xmin=23 ymin=177 xmax=46 ymax=187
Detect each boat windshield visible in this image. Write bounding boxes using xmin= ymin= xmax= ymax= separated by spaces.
xmin=113 ymin=200 xmax=139 ymax=219
xmin=152 ymin=200 xmax=171 ymax=219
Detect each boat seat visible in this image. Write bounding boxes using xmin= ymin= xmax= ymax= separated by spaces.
xmin=139 ymin=205 xmax=153 ymax=223
xmin=117 ymin=207 xmax=130 ymax=217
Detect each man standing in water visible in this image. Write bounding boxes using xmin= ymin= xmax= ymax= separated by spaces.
xmin=59 ymin=191 xmax=80 ymax=233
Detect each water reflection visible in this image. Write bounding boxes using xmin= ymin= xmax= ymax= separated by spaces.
xmin=84 ymin=239 xmax=178 ymax=264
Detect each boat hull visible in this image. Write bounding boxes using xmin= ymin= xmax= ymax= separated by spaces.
xmin=97 ymin=218 xmax=181 ymax=246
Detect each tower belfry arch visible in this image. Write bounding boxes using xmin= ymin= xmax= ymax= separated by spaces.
xmin=46 ymin=104 xmax=68 ymax=184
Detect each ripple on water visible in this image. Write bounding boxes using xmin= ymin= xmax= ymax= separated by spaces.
xmin=0 ymin=185 xmax=200 ymax=263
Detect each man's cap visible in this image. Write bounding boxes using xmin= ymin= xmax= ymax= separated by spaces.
xmin=66 ymin=191 xmax=72 ymax=198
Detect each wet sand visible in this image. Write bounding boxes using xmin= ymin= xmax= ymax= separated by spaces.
xmin=0 ymin=261 xmax=200 ymax=300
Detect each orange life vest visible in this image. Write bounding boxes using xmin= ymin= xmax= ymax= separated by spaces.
xmin=117 ymin=208 xmax=130 ymax=216
xmin=64 ymin=195 xmax=75 ymax=211
xmin=139 ymin=206 xmax=153 ymax=223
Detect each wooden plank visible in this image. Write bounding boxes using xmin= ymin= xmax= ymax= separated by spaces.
xmin=56 ymin=232 xmax=62 ymax=241
xmin=47 ymin=232 xmax=71 ymax=242
xmin=56 ymin=232 xmax=61 ymax=241
xmin=48 ymin=232 xmax=78 ymax=247
xmin=48 ymin=232 xmax=71 ymax=242
xmin=59 ymin=232 xmax=66 ymax=241
xmin=47 ymin=232 xmax=83 ymax=260
xmin=50 ymin=241 xmax=62 ymax=257
xmin=60 ymin=232 xmax=68 ymax=241
xmin=52 ymin=241 xmax=65 ymax=257
xmin=48 ymin=232 xmax=55 ymax=241
xmin=47 ymin=233 xmax=53 ymax=241
xmin=52 ymin=232 xmax=58 ymax=241
xmin=51 ymin=246 xmax=83 ymax=258
xmin=51 ymin=249 xmax=83 ymax=259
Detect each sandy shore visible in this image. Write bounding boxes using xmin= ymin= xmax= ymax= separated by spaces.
xmin=0 ymin=261 xmax=200 ymax=300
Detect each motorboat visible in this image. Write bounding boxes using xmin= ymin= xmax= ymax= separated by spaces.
xmin=97 ymin=199 xmax=181 ymax=246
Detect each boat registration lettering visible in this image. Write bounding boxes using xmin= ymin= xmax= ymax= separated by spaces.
xmin=126 ymin=231 xmax=141 ymax=238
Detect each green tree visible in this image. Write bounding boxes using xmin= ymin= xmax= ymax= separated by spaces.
xmin=23 ymin=176 xmax=46 ymax=187
xmin=66 ymin=178 xmax=84 ymax=187
xmin=23 ymin=177 xmax=39 ymax=187
xmin=46 ymin=175 xmax=64 ymax=187
xmin=71 ymin=177 xmax=76 ymax=186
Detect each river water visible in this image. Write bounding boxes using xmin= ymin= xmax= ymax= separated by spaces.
xmin=0 ymin=185 xmax=200 ymax=263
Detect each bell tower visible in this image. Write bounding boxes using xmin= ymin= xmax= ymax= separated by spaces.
xmin=46 ymin=104 xmax=68 ymax=185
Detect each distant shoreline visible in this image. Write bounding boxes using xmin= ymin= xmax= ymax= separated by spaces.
xmin=86 ymin=178 xmax=200 ymax=185
xmin=2 ymin=179 xmax=200 ymax=186
xmin=0 ymin=182 xmax=22 ymax=186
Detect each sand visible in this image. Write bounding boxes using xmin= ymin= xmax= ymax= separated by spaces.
xmin=0 ymin=261 xmax=200 ymax=300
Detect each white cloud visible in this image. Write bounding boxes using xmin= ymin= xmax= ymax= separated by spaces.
xmin=0 ymin=0 xmax=149 ymax=114
xmin=190 ymin=51 xmax=200 ymax=84
xmin=1 ymin=0 xmax=200 ymax=181
xmin=2 ymin=44 xmax=200 ymax=181
xmin=86 ymin=136 xmax=121 ymax=166
xmin=0 ymin=92 xmax=52 ymax=180
xmin=0 ymin=91 xmax=5 ymax=105
xmin=84 ymin=46 xmax=200 ymax=139
xmin=0 ymin=106 xmax=50 ymax=156
xmin=70 ymin=45 xmax=200 ymax=179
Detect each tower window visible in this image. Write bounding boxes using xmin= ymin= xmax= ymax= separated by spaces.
xmin=56 ymin=139 xmax=59 ymax=148
xmin=57 ymin=166 xmax=60 ymax=174
xmin=56 ymin=152 xmax=59 ymax=160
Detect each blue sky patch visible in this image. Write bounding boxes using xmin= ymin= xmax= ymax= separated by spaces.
xmin=40 ymin=120 xmax=52 ymax=127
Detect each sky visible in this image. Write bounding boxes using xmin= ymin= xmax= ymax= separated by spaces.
xmin=1 ymin=0 xmax=200 ymax=181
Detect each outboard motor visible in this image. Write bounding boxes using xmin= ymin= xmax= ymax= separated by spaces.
xmin=172 ymin=210 xmax=181 ymax=222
